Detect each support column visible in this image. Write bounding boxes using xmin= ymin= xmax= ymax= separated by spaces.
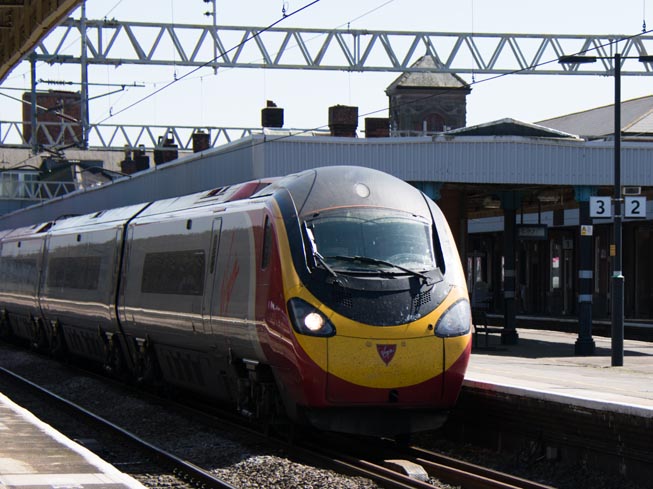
xmin=80 ymin=0 xmax=89 ymax=149
xmin=30 ymin=53 xmax=38 ymax=155
xmin=501 ymin=191 xmax=519 ymax=345
xmin=575 ymin=186 xmax=596 ymax=355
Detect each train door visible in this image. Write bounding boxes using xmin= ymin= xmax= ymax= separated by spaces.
xmin=202 ymin=217 xmax=222 ymax=332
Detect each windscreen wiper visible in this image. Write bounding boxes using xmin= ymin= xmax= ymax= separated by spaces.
xmin=303 ymin=222 xmax=338 ymax=278
xmin=313 ymin=250 xmax=338 ymax=278
xmin=327 ymin=255 xmax=432 ymax=283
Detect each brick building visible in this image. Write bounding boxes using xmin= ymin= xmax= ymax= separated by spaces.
xmin=386 ymin=55 xmax=471 ymax=135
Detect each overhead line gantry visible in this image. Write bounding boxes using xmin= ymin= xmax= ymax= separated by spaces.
xmin=33 ymin=18 xmax=653 ymax=75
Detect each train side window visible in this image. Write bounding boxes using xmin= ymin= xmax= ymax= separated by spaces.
xmin=47 ymin=256 xmax=101 ymax=290
xmin=261 ymin=215 xmax=272 ymax=269
xmin=141 ymin=250 xmax=205 ymax=295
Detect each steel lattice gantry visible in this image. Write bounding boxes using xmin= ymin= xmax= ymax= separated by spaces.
xmin=33 ymin=18 xmax=653 ymax=75
xmin=7 ymin=18 xmax=653 ymax=152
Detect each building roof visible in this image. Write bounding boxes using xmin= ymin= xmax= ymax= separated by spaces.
xmin=0 ymin=1 xmax=82 ymax=83
xmin=537 ymin=95 xmax=653 ymax=139
xmin=446 ymin=118 xmax=578 ymax=138
xmin=385 ymin=55 xmax=470 ymax=93
xmin=3 ymin=133 xmax=653 ymax=230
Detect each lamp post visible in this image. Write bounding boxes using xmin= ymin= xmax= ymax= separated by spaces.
xmin=558 ymin=52 xmax=653 ymax=366
xmin=612 ymin=53 xmax=624 ymax=367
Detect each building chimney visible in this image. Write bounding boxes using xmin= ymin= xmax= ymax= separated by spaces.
xmin=192 ymin=129 xmax=210 ymax=153
xmin=364 ymin=117 xmax=390 ymax=138
xmin=328 ymin=105 xmax=358 ymax=137
xmin=261 ymin=100 xmax=284 ymax=128
xmin=154 ymin=130 xmax=178 ymax=165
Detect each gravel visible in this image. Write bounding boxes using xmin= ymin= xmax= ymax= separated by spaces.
xmin=0 ymin=343 xmax=383 ymax=488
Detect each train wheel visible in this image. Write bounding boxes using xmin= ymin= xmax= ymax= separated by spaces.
xmin=134 ymin=338 xmax=161 ymax=385
xmin=30 ymin=318 xmax=49 ymax=351
xmin=105 ymin=337 xmax=127 ymax=379
xmin=48 ymin=321 xmax=67 ymax=359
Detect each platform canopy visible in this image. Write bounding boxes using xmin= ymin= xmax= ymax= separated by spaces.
xmin=0 ymin=0 xmax=81 ymax=82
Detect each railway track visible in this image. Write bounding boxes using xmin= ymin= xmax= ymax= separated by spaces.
xmin=0 ymin=366 xmax=237 ymax=489
xmin=299 ymin=434 xmax=557 ymax=489
xmin=0 ymin=344 xmax=558 ymax=489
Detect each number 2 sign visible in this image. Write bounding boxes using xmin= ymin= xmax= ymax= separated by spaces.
xmin=625 ymin=196 xmax=646 ymax=218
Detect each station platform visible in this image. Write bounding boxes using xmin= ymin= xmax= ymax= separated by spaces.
xmin=0 ymin=392 xmax=146 ymax=489
xmin=465 ymin=328 xmax=653 ymax=417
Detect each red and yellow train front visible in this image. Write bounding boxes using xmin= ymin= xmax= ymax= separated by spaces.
xmin=266 ymin=177 xmax=472 ymax=436
xmin=287 ymin=287 xmax=471 ymax=435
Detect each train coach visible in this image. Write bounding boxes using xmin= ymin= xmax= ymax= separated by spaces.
xmin=0 ymin=166 xmax=471 ymax=437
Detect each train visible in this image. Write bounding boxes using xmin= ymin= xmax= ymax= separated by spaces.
xmin=0 ymin=165 xmax=471 ymax=437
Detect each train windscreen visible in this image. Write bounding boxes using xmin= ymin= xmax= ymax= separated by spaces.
xmin=305 ymin=208 xmax=437 ymax=273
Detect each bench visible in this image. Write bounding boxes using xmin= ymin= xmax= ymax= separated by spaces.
xmin=471 ymin=307 xmax=504 ymax=348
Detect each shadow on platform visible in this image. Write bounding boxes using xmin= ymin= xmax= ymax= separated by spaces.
xmin=472 ymin=336 xmax=650 ymax=359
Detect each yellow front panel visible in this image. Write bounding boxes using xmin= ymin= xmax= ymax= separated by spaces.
xmin=327 ymin=335 xmax=442 ymax=388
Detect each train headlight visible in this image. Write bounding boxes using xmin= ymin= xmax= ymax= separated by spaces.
xmin=434 ymin=299 xmax=471 ymax=338
xmin=288 ymin=298 xmax=336 ymax=337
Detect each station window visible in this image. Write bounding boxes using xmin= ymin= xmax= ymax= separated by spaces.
xmin=550 ymin=241 xmax=562 ymax=290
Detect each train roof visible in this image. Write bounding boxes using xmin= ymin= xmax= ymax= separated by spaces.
xmin=1 ymin=221 xmax=54 ymax=241
xmin=259 ymin=166 xmax=433 ymax=220
xmin=134 ymin=178 xmax=276 ymax=219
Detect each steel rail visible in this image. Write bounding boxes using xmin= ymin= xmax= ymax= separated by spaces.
xmin=0 ymin=366 xmax=238 ymax=489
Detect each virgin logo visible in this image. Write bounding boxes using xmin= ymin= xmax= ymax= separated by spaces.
xmin=377 ymin=344 xmax=397 ymax=366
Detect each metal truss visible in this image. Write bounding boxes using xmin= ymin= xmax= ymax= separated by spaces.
xmin=0 ymin=179 xmax=78 ymax=201
xmin=32 ymin=18 xmax=653 ymax=76
xmin=0 ymin=119 xmax=263 ymax=150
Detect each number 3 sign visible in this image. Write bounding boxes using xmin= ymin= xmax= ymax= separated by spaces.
xmin=590 ymin=196 xmax=611 ymax=217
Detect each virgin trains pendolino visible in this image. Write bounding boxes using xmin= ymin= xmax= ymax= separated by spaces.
xmin=0 ymin=166 xmax=471 ymax=437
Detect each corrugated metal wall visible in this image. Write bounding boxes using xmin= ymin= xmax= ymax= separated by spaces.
xmin=1 ymin=134 xmax=652 ymax=230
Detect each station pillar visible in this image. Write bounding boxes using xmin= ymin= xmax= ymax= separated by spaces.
xmin=574 ymin=186 xmax=596 ymax=355
xmin=500 ymin=191 xmax=519 ymax=345
xmin=414 ymin=182 xmax=468 ymax=260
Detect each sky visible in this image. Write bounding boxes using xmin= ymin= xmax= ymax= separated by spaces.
xmin=2 ymin=0 xmax=653 ymax=141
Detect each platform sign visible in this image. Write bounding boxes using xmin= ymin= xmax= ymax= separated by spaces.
xmin=517 ymin=224 xmax=548 ymax=240
xmin=590 ymin=196 xmax=611 ymax=218
xmin=625 ymin=196 xmax=647 ymax=218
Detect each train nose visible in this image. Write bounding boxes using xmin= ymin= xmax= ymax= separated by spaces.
xmin=325 ymin=335 xmax=444 ymax=404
